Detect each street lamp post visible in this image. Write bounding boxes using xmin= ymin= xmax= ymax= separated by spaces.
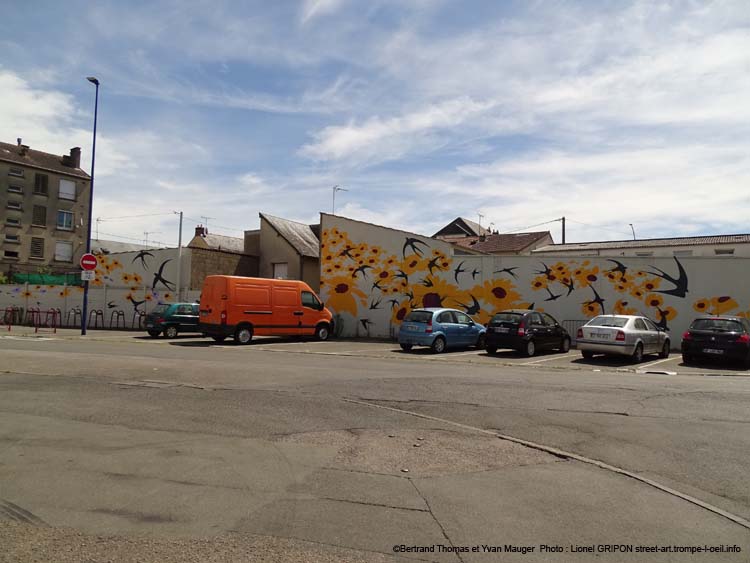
xmin=332 ymin=185 xmax=348 ymax=214
xmin=81 ymin=76 xmax=99 ymax=336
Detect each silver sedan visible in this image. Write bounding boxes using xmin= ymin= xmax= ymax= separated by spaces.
xmin=576 ymin=315 xmax=670 ymax=363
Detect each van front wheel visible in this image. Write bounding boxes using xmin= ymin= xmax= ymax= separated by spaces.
xmin=315 ymin=323 xmax=331 ymax=341
xmin=234 ymin=326 xmax=253 ymax=345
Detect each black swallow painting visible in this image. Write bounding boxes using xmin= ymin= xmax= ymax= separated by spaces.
xmin=352 ymin=264 xmax=372 ymax=279
xmin=368 ymin=297 xmax=381 ymax=310
xmin=132 ymin=250 xmax=154 ymax=269
xmin=152 ymin=259 xmax=175 ymax=291
xmin=388 ymin=299 xmax=401 ymax=310
xmin=107 ymin=301 xmax=117 ymax=309
xmin=371 ymin=279 xmax=385 ymax=291
xmin=453 ymin=294 xmax=481 ymax=315
xmin=471 ymin=268 xmax=480 ymax=280
xmin=420 ymin=277 xmax=434 ymax=287
xmin=339 ymin=245 xmax=356 ymax=259
xmin=427 ymin=256 xmax=444 ymax=275
xmin=582 ymin=285 xmax=606 ymax=314
xmin=535 ymin=262 xmax=552 ymax=276
xmin=494 ymin=267 xmax=518 ymax=278
xmin=562 ymin=278 xmax=576 ymax=296
xmin=127 ymin=294 xmax=146 ymax=311
xmin=394 ymin=269 xmax=409 ymax=283
xmin=453 ymin=260 xmax=466 ymax=283
xmin=647 ymin=257 xmax=688 ymax=298
xmin=544 ymin=287 xmax=562 ymax=302
xmin=403 ymin=237 xmax=428 ymax=258
xmin=360 ymin=318 xmax=374 ymax=332
xmin=606 ymin=259 xmax=628 ymax=277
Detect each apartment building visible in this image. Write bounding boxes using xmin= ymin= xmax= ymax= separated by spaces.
xmin=1 ymin=139 xmax=91 ymax=276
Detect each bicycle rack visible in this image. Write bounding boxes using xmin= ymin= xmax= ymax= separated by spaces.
xmin=66 ymin=308 xmax=82 ymax=328
xmin=3 ymin=306 xmax=22 ymax=330
xmin=36 ymin=309 xmax=60 ymax=334
xmin=132 ymin=310 xmax=146 ymax=329
xmin=25 ymin=307 xmax=41 ymax=327
xmin=88 ymin=309 xmax=104 ymax=329
xmin=109 ymin=309 xmax=125 ymax=329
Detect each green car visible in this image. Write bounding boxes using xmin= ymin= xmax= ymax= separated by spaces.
xmin=145 ymin=303 xmax=200 ymax=338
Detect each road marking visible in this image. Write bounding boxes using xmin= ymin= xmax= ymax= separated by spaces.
xmin=522 ymin=353 xmax=575 ymax=365
xmin=343 ymin=397 xmax=750 ymax=531
xmin=638 ymin=357 xmax=676 ymax=370
xmin=434 ymin=350 xmax=482 ymax=358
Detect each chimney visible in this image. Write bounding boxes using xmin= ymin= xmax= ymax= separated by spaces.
xmin=69 ymin=147 xmax=81 ymax=168
xmin=195 ymin=225 xmax=208 ymax=237
xmin=18 ymin=139 xmax=29 ymax=156
xmin=17 ymin=138 xmax=21 ymax=146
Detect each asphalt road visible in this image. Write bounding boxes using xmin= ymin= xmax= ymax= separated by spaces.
xmin=1 ymin=331 xmax=749 ymax=562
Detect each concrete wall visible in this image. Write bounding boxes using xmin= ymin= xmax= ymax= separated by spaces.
xmin=319 ymin=215 xmax=750 ymax=344
xmin=0 ymin=247 xmax=199 ymax=329
xmin=189 ymin=247 xmax=258 ymax=290
xmin=258 ymin=216 xmax=302 ymax=281
xmin=302 ymin=256 xmax=320 ymax=292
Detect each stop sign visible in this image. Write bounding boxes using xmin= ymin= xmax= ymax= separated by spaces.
xmin=80 ymin=253 xmax=98 ymax=271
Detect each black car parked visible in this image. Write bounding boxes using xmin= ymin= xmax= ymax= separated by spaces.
xmin=681 ymin=316 xmax=750 ymax=368
xmin=485 ymin=309 xmax=571 ymax=357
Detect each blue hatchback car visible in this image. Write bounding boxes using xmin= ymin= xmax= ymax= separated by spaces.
xmin=398 ymin=307 xmax=486 ymax=353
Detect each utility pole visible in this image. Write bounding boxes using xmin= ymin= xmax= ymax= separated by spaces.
xmin=143 ymin=231 xmax=161 ymax=246
xmin=175 ymin=211 xmax=183 ymax=301
xmin=478 ymin=212 xmax=485 ymax=231
xmin=561 ymin=216 xmax=566 ymax=244
xmin=200 ymin=216 xmax=215 ymax=232
xmin=332 ymin=185 xmax=348 ymax=214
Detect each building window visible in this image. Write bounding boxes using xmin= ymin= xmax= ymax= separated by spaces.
xmin=8 ymin=166 xmax=24 ymax=177
xmin=4 ymin=234 xmax=20 ymax=244
xmin=59 ymin=179 xmax=76 ymax=200
xmin=54 ymin=241 xmax=73 ymax=262
xmin=30 ymin=237 xmax=45 ymax=259
xmin=8 ymin=185 xmax=23 ymax=194
xmin=32 ymin=205 xmax=47 ymax=227
xmin=57 ymin=210 xmax=74 ymax=231
xmin=273 ymin=262 xmax=288 ymax=279
xmin=6 ymin=201 xmax=22 ymax=210
xmin=3 ymin=250 xmax=20 ymax=260
xmin=34 ymin=173 xmax=49 ymax=195
xmin=5 ymin=217 xmax=21 ymax=227
xmin=715 ymin=248 xmax=735 ymax=255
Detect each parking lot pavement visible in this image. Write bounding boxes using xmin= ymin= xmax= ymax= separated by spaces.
xmin=4 ymin=326 xmax=750 ymax=377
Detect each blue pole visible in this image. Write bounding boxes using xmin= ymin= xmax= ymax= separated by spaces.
xmin=81 ymin=77 xmax=99 ymax=336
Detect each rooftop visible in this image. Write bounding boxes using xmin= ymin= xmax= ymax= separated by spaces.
xmin=452 ymin=231 xmax=552 ymax=253
xmin=532 ymin=234 xmax=750 ymax=253
xmin=261 ymin=213 xmax=320 ymax=258
xmin=0 ymin=140 xmax=90 ymax=180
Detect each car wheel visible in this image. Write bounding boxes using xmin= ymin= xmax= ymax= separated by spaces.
xmin=582 ymin=351 xmax=594 ymax=359
xmin=315 ymin=323 xmax=331 ymax=341
xmin=212 ymin=335 xmax=226 ymax=343
xmin=147 ymin=330 xmax=161 ymax=338
xmin=475 ymin=334 xmax=486 ymax=349
xmin=659 ymin=340 xmax=670 ymax=358
xmin=400 ymin=343 xmax=412 ymax=352
xmin=523 ymin=339 xmax=536 ymax=357
xmin=631 ymin=343 xmax=644 ymax=364
xmin=234 ymin=326 xmax=253 ymax=345
xmin=486 ymin=345 xmax=497 ymax=355
xmin=164 ymin=325 xmax=178 ymax=339
xmin=431 ymin=336 xmax=446 ymax=354
xmin=560 ymin=337 xmax=571 ymax=353
xmin=682 ymin=353 xmax=693 ymax=365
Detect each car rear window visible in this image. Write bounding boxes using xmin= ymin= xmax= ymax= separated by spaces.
xmin=586 ymin=316 xmax=628 ymax=328
xmin=152 ymin=304 xmax=169 ymax=314
xmin=490 ymin=312 xmax=523 ymax=324
xmin=404 ymin=311 xmax=433 ymax=323
xmin=690 ymin=318 xmax=744 ymax=332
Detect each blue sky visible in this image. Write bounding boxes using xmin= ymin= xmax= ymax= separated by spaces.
xmin=2 ymin=0 xmax=750 ymax=246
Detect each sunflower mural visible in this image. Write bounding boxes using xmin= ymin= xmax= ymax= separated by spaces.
xmin=319 ymin=223 xmax=529 ymax=336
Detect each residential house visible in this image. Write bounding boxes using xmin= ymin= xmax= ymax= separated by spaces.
xmin=450 ymin=231 xmax=554 ymax=256
xmin=188 ymin=226 xmax=258 ymax=289
xmin=432 ymin=216 xmax=491 ymax=240
xmin=1 ymin=139 xmax=91 ymax=275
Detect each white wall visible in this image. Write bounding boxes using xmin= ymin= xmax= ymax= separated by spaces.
xmin=319 ymin=215 xmax=750 ymax=344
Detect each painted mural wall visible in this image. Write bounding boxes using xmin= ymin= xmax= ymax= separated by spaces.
xmin=1 ymin=248 xmax=199 ymax=329
xmin=319 ymin=215 xmax=750 ymax=344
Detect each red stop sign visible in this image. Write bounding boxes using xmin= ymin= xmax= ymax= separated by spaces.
xmin=80 ymin=253 xmax=98 ymax=271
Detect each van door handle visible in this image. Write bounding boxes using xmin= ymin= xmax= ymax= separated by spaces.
xmin=293 ymin=311 xmax=304 ymax=316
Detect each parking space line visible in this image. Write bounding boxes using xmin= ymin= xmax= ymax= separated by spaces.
xmin=433 ymin=350 xmax=482 ymax=359
xmin=522 ymin=353 xmax=576 ymax=365
xmin=638 ymin=357 xmax=677 ymax=370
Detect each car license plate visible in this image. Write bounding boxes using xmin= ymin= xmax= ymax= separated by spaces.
xmin=590 ymin=331 xmax=610 ymax=339
xmin=703 ymin=348 xmax=723 ymax=354
xmin=494 ymin=327 xmax=509 ymax=333
xmin=407 ymin=325 xmax=419 ymax=331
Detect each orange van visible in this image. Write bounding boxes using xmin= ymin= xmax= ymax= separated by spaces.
xmin=199 ymin=275 xmax=334 ymax=344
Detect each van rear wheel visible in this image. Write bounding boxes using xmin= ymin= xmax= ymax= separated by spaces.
xmin=234 ymin=326 xmax=253 ymax=345
xmin=315 ymin=323 xmax=331 ymax=341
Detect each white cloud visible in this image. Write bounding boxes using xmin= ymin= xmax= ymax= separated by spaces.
xmin=300 ymin=0 xmax=345 ymax=24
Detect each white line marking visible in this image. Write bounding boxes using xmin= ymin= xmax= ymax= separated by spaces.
xmin=638 ymin=357 xmax=676 ymax=370
xmin=522 ymin=353 xmax=575 ymax=365
xmin=433 ymin=350 xmax=482 ymax=359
